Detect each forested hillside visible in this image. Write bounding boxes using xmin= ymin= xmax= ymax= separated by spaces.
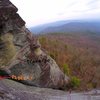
xmin=39 ymin=33 xmax=100 ymax=90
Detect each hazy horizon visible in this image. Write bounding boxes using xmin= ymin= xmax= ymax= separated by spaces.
xmin=10 ymin=0 xmax=100 ymax=27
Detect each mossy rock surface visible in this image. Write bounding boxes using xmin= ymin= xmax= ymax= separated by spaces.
xmin=0 ymin=33 xmax=16 ymax=67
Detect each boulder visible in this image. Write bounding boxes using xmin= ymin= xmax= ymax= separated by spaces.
xmin=8 ymin=54 xmax=69 ymax=89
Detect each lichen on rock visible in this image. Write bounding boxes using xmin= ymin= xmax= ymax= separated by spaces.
xmin=0 ymin=33 xmax=16 ymax=67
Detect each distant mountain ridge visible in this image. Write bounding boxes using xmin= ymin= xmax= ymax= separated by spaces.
xmin=29 ymin=20 xmax=100 ymax=34
xmin=29 ymin=20 xmax=72 ymax=33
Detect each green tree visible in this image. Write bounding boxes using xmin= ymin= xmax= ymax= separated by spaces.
xmin=70 ymin=76 xmax=81 ymax=88
xmin=63 ymin=63 xmax=70 ymax=76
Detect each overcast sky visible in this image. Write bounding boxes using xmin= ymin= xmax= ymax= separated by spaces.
xmin=10 ymin=0 xmax=100 ymax=27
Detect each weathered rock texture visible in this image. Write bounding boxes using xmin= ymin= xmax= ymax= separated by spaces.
xmin=0 ymin=0 xmax=69 ymax=89
xmin=0 ymin=0 xmax=25 ymax=34
xmin=0 ymin=79 xmax=100 ymax=100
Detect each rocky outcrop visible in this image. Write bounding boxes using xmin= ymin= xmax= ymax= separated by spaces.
xmin=7 ymin=33 xmax=69 ymax=89
xmin=0 ymin=0 xmax=69 ymax=89
xmin=8 ymin=55 xmax=68 ymax=88
xmin=0 ymin=0 xmax=25 ymax=34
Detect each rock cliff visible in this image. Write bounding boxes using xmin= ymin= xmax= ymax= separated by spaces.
xmin=0 ymin=0 xmax=69 ymax=90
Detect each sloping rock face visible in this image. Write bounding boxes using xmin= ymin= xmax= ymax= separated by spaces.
xmin=0 ymin=0 xmax=25 ymax=34
xmin=0 ymin=79 xmax=100 ymax=100
xmin=0 ymin=0 xmax=69 ymax=89
xmin=9 ymin=55 xmax=68 ymax=88
xmin=0 ymin=79 xmax=68 ymax=100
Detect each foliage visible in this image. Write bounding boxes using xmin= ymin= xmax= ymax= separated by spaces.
xmin=49 ymin=52 xmax=55 ymax=59
xmin=38 ymin=33 xmax=100 ymax=90
xmin=87 ymin=83 xmax=93 ymax=89
xmin=63 ymin=63 xmax=70 ymax=76
xmin=70 ymin=76 xmax=81 ymax=88
xmin=39 ymin=36 xmax=47 ymax=45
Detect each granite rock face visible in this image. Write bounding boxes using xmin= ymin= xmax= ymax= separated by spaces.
xmin=9 ymin=55 xmax=69 ymax=89
xmin=0 ymin=0 xmax=69 ymax=89
xmin=0 ymin=0 xmax=25 ymax=34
